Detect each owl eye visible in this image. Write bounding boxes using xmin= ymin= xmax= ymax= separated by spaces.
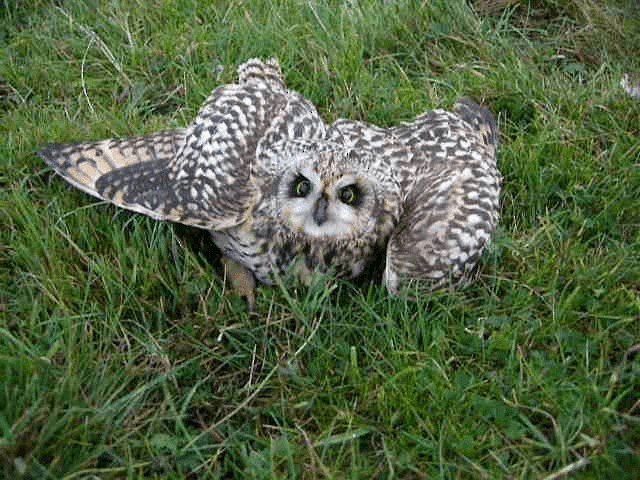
xmin=339 ymin=185 xmax=360 ymax=205
xmin=292 ymin=176 xmax=312 ymax=197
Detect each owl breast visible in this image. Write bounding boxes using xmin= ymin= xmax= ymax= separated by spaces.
xmin=211 ymin=221 xmax=383 ymax=285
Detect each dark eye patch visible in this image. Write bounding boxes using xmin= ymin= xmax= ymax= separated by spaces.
xmin=338 ymin=184 xmax=362 ymax=206
xmin=290 ymin=174 xmax=312 ymax=198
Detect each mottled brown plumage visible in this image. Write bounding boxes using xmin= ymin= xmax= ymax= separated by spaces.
xmin=39 ymin=58 xmax=501 ymax=297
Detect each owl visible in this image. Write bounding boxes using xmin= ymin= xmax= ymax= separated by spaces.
xmin=39 ymin=58 xmax=500 ymax=307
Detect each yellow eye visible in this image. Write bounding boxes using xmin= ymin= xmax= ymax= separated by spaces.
xmin=339 ymin=185 xmax=359 ymax=205
xmin=294 ymin=177 xmax=312 ymax=197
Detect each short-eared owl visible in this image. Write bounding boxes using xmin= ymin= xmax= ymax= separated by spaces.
xmin=39 ymin=58 xmax=500 ymax=302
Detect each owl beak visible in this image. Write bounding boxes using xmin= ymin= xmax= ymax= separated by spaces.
xmin=313 ymin=195 xmax=329 ymax=225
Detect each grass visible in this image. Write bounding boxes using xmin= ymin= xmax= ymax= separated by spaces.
xmin=1 ymin=0 xmax=639 ymax=478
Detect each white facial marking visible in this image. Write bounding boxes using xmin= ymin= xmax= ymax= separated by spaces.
xmin=281 ymin=165 xmax=371 ymax=239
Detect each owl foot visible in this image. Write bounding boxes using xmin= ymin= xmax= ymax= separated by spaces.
xmin=221 ymin=256 xmax=256 ymax=312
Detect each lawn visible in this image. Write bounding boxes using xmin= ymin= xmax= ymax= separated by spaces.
xmin=1 ymin=0 xmax=639 ymax=478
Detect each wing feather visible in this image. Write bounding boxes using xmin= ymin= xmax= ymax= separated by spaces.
xmin=384 ymin=98 xmax=501 ymax=293
xmin=39 ymin=129 xmax=186 ymax=216
xmin=38 ymin=59 xmax=312 ymax=231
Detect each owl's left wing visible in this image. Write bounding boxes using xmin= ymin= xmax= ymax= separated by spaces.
xmin=383 ymin=98 xmax=501 ymax=293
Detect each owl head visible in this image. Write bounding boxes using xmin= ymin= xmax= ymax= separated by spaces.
xmin=272 ymin=147 xmax=401 ymax=241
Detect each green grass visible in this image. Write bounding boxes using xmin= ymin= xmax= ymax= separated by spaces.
xmin=2 ymin=0 xmax=639 ymax=478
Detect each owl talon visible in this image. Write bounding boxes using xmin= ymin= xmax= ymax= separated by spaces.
xmin=221 ymin=256 xmax=256 ymax=312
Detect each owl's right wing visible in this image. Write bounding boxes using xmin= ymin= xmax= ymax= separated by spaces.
xmin=39 ymin=84 xmax=281 ymax=230
xmin=39 ymin=58 xmax=326 ymax=231
xmin=39 ymin=129 xmax=197 ymax=221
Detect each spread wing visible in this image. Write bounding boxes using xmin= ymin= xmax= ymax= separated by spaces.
xmin=383 ymin=97 xmax=501 ymax=293
xmin=39 ymin=129 xmax=193 ymax=221
xmin=39 ymin=58 xmax=323 ymax=231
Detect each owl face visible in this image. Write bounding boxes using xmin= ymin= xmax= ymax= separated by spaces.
xmin=275 ymin=153 xmax=383 ymax=239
